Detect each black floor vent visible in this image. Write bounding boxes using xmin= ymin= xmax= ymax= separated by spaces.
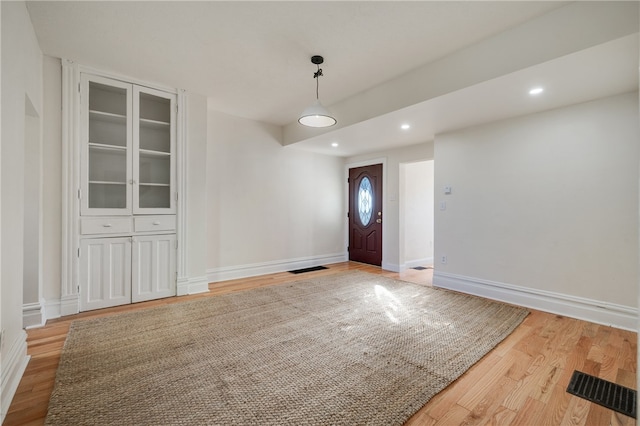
xmin=567 ymin=370 xmax=636 ymax=418
xmin=288 ymin=266 xmax=328 ymax=274
xmin=412 ymin=266 xmax=433 ymax=270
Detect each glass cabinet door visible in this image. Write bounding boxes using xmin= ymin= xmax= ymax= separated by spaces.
xmin=133 ymin=86 xmax=176 ymax=214
xmin=81 ymin=74 xmax=133 ymax=215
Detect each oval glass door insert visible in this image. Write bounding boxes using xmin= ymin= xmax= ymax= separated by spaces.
xmin=358 ymin=177 xmax=373 ymax=226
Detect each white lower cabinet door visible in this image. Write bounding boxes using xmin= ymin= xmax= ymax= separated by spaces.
xmin=79 ymin=237 xmax=132 ymax=311
xmin=132 ymin=234 xmax=177 ymax=303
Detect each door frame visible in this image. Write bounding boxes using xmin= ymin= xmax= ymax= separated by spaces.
xmin=345 ymin=158 xmax=387 ymax=267
xmin=399 ymin=159 xmax=435 ymax=271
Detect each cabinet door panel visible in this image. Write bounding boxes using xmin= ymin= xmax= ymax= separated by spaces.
xmin=132 ymin=234 xmax=176 ymax=303
xmin=80 ymin=238 xmax=132 ymax=311
xmin=133 ymin=86 xmax=176 ymax=214
xmin=81 ymin=74 xmax=133 ymax=216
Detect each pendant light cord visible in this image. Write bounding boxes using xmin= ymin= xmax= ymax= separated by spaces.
xmin=313 ymin=65 xmax=323 ymax=100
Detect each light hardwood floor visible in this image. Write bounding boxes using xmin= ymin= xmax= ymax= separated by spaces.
xmin=4 ymin=262 xmax=636 ymax=425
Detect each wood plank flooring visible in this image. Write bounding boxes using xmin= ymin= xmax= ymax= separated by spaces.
xmin=4 ymin=262 xmax=636 ymax=425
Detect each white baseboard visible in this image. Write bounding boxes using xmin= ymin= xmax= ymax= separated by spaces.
xmin=177 ymin=277 xmax=189 ymax=296
xmin=45 ymin=274 xmax=210 ymax=318
xmin=22 ymin=300 xmax=46 ymax=329
xmin=1 ymin=330 xmax=30 ymax=423
xmin=433 ymin=271 xmax=637 ymax=331
xmin=44 ymin=298 xmax=62 ymax=321
xmin=60 ymin=294 xmax=79 ymax=317
xmin=401 ymin=257 xmax=434 ymax=271
xmin=381 ymin=262 xmax=400 ymax=273
xmin=177 ymin=275 xmax=209 ymax=296
xmin=207 ymin=253 xmax=348 ymax=283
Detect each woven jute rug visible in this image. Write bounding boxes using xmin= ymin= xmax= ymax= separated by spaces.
xmin=45 ymin=271 xmax=528 ymax=425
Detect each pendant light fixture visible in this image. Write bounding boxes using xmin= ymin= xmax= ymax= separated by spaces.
xmin=298 ymin=55 xmax=337 ymax=128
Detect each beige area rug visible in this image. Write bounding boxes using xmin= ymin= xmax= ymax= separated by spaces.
xmin=46 ymin=271 xmax=528 ymax=425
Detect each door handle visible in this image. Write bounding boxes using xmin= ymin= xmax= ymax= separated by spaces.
xmin=376 ymin=219 xmax=382 ymax=224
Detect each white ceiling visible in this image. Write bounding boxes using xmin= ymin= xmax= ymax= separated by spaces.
xmin=293 ymin=33 xmax=639 ymax=156
xmin=26 ymin=1 xmax=638 ymax=157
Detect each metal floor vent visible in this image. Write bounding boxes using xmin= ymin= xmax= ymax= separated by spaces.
xmin=288 ymin=266 xmax=328 ymax=274
xmin=567 ymin=370 xmax=636 ymax=418
xmin=412 ymin=266 xmax=433 ymax=271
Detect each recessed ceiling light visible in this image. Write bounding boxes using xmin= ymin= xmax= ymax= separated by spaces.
xmin=401 ymin=124 xmax=411 ymax=130
xmin=331 ymin=142 xmax=339 ymax=147
xmin=529 ymin=87 xmax=544 ymax=95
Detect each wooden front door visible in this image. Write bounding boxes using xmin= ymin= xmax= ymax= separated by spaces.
xmin=349 ymin=164 xmax=383 ymax=266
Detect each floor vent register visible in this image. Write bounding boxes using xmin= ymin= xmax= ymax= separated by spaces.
xmin=288 ymin=266 xmax=328 ymax=274
xmin=566 ymin=370 xmax=636 ymax=418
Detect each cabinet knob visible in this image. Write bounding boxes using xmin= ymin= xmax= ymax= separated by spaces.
xmin=103 ymin=223 xmax=112 ymax=228
xmin=152 ymin=221 xmax=161 ymax=225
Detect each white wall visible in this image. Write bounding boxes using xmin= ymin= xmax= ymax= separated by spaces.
xmin=186 ymin=92 xmax=208 ymax=286
xmin=207 ymin=109 xmax=345 ymax=280
xmin=400 ymin=160 xmax=434 ymax=268
xmin=434 ymin=92 xmax=639 ymax=328
xmin=42 ymin=56 xmax=62 ymax=306
xmin=0 ymin=1 xmax=3 ymax=387
xmin=1 ymin=1 xmax=43 ymax=418
xmin=346 ymin=142 xmax=434 ymax=272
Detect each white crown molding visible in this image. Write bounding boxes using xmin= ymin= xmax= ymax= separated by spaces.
xmin=73 ymin=63 xmax=178 ymax=94
xmin=207 ymin=253 xmax=347 ymax=283
xmin=433 ymin=271 xmax=637 ymax=331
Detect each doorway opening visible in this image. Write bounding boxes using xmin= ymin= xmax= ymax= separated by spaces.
xmin=399 ymin=160 xmax=434 ymax=270
xmin=23 ymin=95 xmax=43 ymax=328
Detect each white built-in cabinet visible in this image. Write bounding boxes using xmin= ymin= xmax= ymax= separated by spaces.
xmin=72 ymin=70 xmax=180 ymax=312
